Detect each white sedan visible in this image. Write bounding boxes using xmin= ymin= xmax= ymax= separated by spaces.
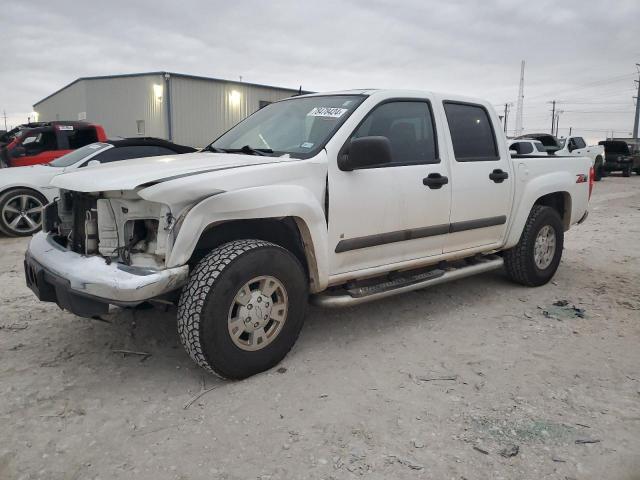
xmin=0 ymin=138 xmax=195 ymax=236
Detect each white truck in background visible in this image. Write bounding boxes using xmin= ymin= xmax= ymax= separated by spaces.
xmin=517 ymin=133 xmax=605 ymax=180
xmin=25 ymin=89 xmax=593 ymax=379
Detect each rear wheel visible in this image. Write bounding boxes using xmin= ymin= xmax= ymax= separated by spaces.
xmin=0 ymin=189 xmax=47 ymax=237
xmin=504 ymin=205 xmax=564 ymax=287
xmin=177 ymin=239 xmax=308 ymax=379
xmin=593 ymin=157 xmax=603 ymax=181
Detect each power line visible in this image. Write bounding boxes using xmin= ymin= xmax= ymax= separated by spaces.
xmin=555 ymin=110 xmax=635 ymax=114
xmin=526 ymin=72 xmax=636 ymax=101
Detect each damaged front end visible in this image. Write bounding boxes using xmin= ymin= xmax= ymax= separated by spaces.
xmin=26 ymin=189 xmax=188 ymax=317
xmin=45 ymin=189 xmax=174 ymax=269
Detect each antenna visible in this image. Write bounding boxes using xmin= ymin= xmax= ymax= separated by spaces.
xmin=514 ymin=60 xmax=525 ymax=136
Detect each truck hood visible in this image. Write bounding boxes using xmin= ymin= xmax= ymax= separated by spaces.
xmin=50 ymin=151 xmax=295 ymax=192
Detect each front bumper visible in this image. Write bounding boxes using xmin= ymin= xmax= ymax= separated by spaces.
xmin=24 ymin=232 xmax=189 ymax=317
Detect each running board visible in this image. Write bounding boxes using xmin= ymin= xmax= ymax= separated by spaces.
xmin=311 ymin=256 xmax=504 ymax=308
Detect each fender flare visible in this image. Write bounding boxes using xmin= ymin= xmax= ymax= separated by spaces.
xmin=504 ymin=171 xmax=574 ymax=249
xmin=167 ymin=185 xmax=329 ymax=291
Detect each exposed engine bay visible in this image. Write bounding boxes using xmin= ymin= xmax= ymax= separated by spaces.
xmin=43 ymin=190 xmax=173 ymax=269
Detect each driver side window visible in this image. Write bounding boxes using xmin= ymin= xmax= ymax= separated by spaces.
xmin=350 ymin=101 xmax=439 ymax=166
xmin=20 ymin=132 xmax=57 ymax=156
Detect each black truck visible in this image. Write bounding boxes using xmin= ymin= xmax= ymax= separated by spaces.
xmin=598 ymin=140 xmax=640 ymax=177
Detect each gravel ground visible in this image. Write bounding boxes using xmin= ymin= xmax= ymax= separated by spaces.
xmin=0 ymin=176 xmax=639 ymax=480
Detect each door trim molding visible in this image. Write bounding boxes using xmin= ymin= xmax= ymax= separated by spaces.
xmin=335 ymin=224 xmax=449 ymax=253
xmin=334 ymin=215 xmax=506 ymax=253
xmin=448 ymin=215 xmax=506 ymax=233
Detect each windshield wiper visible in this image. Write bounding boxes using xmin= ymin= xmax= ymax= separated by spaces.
xmin=231 ymin=145 xmax=274 ymax=156
xmin=202 ymin=145 xmax=274 ymax=156
xmin=202 ymin=145 xmax=226 ymax=153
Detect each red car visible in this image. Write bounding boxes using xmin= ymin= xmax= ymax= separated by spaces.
xmin=1 ymin=121 xmax=107 ymax=168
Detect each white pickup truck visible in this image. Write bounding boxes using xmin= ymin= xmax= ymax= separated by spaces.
xmin=517 ymin=133 xmax=605 ymax=180
xmin=24 ymin=89 xmax=593 ymax=379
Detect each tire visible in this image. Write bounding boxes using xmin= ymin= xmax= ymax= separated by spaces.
xmin=593 ymin=158 xmax=603 ymax=181
xmin=177 ymin=239 xmax=308 ymax=379
xmin=623 ymin=165 xmax=631 ymax=177
xmin=0 ymin=188 xmax=47 ymax=237
xmin=504 ymin=205 xmax=564 ymax=287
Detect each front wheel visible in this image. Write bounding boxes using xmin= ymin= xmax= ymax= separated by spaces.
xmin=504 ymin=205 xmax=564 ymax=287
xmin=623 ymin=165 xmax=632 ymax=177
xmin=177 ymin=239 xmax=308 ymax=379
xmin=0 ymin=188 xmax=47 ymax=237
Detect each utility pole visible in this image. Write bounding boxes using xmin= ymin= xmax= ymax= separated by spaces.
xmin=549 ymin=100 xmax=556 ymax=135
xmin=554 ymin=110 xmax=563 ymax=137
xmin=503 ymin=103 xmax=512 ymax=134
xmin=633 ymin=63 xmax=640 ymax=139
xmin=2 ymin=110 xmax=7 ymax=131
xmin=569 ymin=126 xmax=572 ymax=136
xmin=515 ymin=61 xmax=525 ymax=136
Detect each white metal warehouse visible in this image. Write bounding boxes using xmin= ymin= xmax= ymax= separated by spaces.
xmin=32 ymin=72 xmax=304 ymax=147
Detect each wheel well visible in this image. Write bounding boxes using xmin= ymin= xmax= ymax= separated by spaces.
xmin=189 ymin=217 xmax=309 ymax=272
xmin=0 ymin=186 xmax=47 ymax=202
xmin=534 ymin=192 xmax=571 ymax=230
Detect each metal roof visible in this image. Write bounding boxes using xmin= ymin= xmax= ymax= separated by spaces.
xmin=34 ymin=71 xmax=311 ymax=107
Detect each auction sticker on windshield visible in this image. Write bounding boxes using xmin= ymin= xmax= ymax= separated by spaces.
xmin=307 ymin=107 xmax=348 ymax=118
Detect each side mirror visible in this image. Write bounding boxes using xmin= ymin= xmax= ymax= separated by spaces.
xmin=11 ymin=146 xmax=25 ymax=158
xmin=339 ymin=136 xmax=392 ymax=171
xmin=509 ymin=149 xmax=518 ymax=156
xmin=87 ymin=159 xmax=101 ymax=167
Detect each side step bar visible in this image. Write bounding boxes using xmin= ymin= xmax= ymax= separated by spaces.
xmin=311 ymin=256 xmax=504 ymax=308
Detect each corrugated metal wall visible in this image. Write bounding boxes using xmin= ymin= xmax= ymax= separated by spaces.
xmin=34 ymin=73 xmax=299 ymax=147
xmin=170 ymin=77 xmax=296 ymax=147
xmin=35 ymin=80 xmax=87 ymax=122
xmin=85 ymin=75 xmax=166 ymax=139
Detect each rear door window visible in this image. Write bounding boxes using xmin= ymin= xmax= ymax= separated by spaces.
xmin=62 ymin=127 xmax=99 ymax=149
xmin=443 ymin=102 xmax=499 ymax=161
xmin=518 ymin=142 xmax=534 ymax=154
xmin=573 ymin=137 xmax=586 ymax=149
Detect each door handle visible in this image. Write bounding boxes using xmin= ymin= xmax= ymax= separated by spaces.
xmin=423 ymin=173 xmax=449 ymax=189
xmin=489 ymin=169 xmax=509 ymax=183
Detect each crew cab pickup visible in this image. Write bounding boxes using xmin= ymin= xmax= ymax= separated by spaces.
xmin=1 ymin=121 xmax=107 ymax=168
xmin=24 ymin=90 xmax=593 ymax=379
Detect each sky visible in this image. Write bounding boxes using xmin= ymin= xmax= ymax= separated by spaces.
xmin=1 ymin=0 xmax=639 ymax=143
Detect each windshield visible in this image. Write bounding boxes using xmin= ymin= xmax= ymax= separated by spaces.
xmin=49 ymin=142 xmax=111 ymax=167
xmin=209 ymin=95 xmax=365 ymax=158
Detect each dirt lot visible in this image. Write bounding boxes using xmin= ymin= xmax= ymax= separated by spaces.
xmin=0 ymin=176 xmax=639 ymax=480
